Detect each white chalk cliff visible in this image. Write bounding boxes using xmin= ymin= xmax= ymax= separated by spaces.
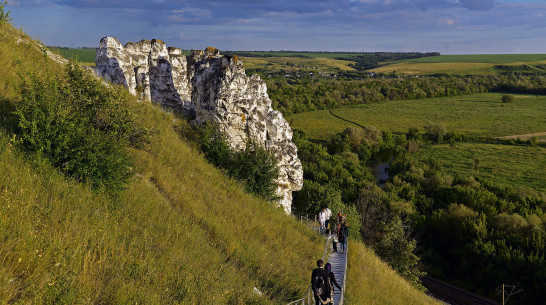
xmin=94 ymin=37 xmax=303 ymax=213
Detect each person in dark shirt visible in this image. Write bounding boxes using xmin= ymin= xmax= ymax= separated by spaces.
xmin=310 ymin=260 xmax=331 ymax=305
xmin=324 ymin=262 xmax=342 ymax=305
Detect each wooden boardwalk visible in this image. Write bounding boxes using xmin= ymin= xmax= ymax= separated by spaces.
xmin=327 ymin=236 xmax=347 ymax=305
xmin=285 ymin=216 xmax=348 ymax=305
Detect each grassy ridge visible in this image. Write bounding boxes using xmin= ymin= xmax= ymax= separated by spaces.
xmin=289 ymin=93 xmax=546 ymax=141
xmin=1 ymin=22 xmax=439 ymax=304
xmin=411 ymin=143 xmax=546 ymax=193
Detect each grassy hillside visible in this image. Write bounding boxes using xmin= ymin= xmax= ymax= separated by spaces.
xmin=0 ymin=21 xmax=438 ymax=304
xmin=289 ymin=93 xmax=546 ymax=141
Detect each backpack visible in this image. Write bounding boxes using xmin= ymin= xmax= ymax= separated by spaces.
xmin=313 ymin=269 xmax=331 ymax=302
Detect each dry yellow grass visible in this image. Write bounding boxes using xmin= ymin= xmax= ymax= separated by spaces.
xmin=370 ymin=62 xmax=495 ymax=75
xmin=242 ymin=56 xmax=355 ymax=72
xmin=370 ymin=60 xmax=546 ymax=75
xmin=346 ymin=241 xmax=440 ymax=305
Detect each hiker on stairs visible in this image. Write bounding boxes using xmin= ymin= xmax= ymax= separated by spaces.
xmin=324 ymin=263 xmax=342 ymax=305
xmin=311 ymin=259 xmax=332 ymax=305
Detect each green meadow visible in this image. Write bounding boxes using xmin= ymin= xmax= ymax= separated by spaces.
xmin=48 ymin=47 xmax=96 ymax=64
xmin=411 ymin=143 xmax=546 ymax=193
xmin=289 ymin=93 xmax=546 ymax=141
xmin=371 ymin=54 xmax=546 ymax=75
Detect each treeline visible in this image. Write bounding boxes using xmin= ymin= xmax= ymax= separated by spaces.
xmin=336 ymin=52 xmax=440 ymax=71
xmin=265 ymin=74 xmax=546 ymax=115
xmin=292 ymin=125 xmax=545 ymax=304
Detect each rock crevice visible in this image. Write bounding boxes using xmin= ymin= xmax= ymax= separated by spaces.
xmin=94 ymin=37 xmax=302 ymax=213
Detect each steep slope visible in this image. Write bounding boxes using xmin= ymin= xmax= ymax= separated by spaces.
xmin=0 ymin=21 xmax=439 ymax=304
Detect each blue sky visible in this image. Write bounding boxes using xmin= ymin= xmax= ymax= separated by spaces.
xmin=6 ymin=0 xmax=546 ymax=54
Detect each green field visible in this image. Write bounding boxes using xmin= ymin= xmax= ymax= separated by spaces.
xmin=242 ymin=55 xmax=355 ymax=72
xmin=48 ymin=47 xmax=96 ymax=64
xmin=289 ymin=93 xmax=546 ymax=141
xmin=370 ymin=54 xmax=546 ymax=75
xmin=412 ymin=143 xmax=546 ymax=193
xmin=400 ymin=54 xmax=546 ymax=64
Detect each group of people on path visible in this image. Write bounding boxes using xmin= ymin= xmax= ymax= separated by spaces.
xmin=319 ymin=208 xmax=349 ymax=253
xmin=311 ymin=259 xmax=342 ymax=305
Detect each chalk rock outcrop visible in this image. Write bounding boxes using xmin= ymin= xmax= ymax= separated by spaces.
xmin=94 ymin=37 xmax=303 ymax=213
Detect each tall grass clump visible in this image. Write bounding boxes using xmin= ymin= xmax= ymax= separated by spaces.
xmin=14 ymin=63 xmax=150 ymax=191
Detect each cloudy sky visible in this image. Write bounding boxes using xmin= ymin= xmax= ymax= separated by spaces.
xmin=6 ymin=0 xmax=546 ymax=54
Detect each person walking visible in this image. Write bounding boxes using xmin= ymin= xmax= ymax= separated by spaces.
xmin=318 ymin=208 xmax=327 ymax=235
xmin=311 ymin=260 xmax=331 ymax=305
xmin=324 ymin=207 xmax=332 ymax=235
xmin=338 ymin=220 xmax=348 ymax=253
xmin=336 ymin=211 xmax=343 ymax=227
xmin=324 ymin=263 xmax=342 ymax=305
xmin=337 ymin=224 xmax=345 ymax=253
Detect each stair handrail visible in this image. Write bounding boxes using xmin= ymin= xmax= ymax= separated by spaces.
xmin=338 ymin=241 xmax=348 ymax=305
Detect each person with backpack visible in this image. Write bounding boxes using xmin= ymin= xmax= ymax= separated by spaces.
xmin=324 ymin=263 xmax=342 ymax=304
xmin=310 ymin=259 xmax=331 ymax=305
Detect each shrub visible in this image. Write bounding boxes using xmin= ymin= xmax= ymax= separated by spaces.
xmin=493 ymin=213 xmax=527 ymax=234
xmin=424 ymin=123 xmax=447 ymax=142
xmin=231 ymin=142 xmax=280 ymax=201
xmin=197 ymin=124 xmax=280 ymax=201
xmin=0 ymin=1 xmax=11 ymax=24
xmin=501 ymin=94 xmax=516 ymax=103
xmin=15 ymin=63 xmax=150 ymax=191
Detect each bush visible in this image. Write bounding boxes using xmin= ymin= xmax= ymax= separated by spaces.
xmin=231 ymin=142 xmax=280 ymax=201
xmin=15 ymin=63 xmax=150 ymax=191
xmin=197 ymin=124 xmax=280 ymax=201
xmin=424 ymin=123 xmax=447 ymax=142
xmin=501 ymin=94 xmax=516 ymax=103
xmin=0 ymin=1 xmax=11 ymax=24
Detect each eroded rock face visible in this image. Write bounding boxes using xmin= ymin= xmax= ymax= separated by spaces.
xmin=94 ymin=37 xmax=303 ymax=213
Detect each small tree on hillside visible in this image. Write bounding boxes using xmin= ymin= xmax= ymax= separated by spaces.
xmin=0 ymin=1 xmax=11 ymax=24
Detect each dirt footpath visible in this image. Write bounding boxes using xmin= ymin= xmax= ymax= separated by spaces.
xmin=496 ymin=132 xmax=546 ymax=142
